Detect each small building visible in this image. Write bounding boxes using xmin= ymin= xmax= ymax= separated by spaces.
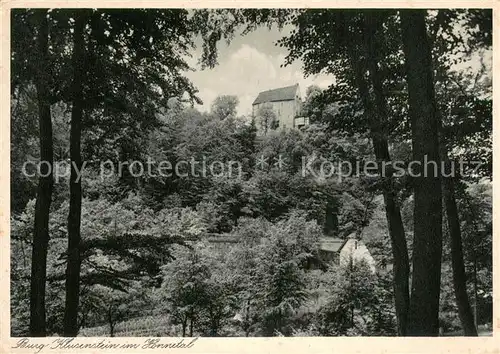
xmin=318 ymin=237 xmax=347 ymax=264
xmin=252 ymin=84 xmax=308 ymax=131
xmin=199 ymin=233 xmax=375 ymax=272
xmin=338 ymin=238 xmax=376 ymax=273
xmin=319 ymin=236 xmax=376 ymax=272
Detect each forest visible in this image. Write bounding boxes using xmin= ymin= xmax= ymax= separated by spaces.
xmin=10 ymin=9 xmax=492 ymax=337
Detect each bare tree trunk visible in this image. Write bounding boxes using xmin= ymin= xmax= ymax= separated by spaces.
xmin=182 ymin=317 xmax=187 ymax=337
xmin=244 ymin=299 xmax=251 ymax=337
xmin=362 ymin=11 xmax=410 ymax=335
xmin=473 ymin=258 xmax=478 ymax=330
xmin=108 ymin=305 xmax=115 ymax=337
xmin=29 ymin=9 xmax=53 ymax=337
xmin=401 ymin=9 xmax=443 ymax=336
xmin=63 ymin=11 xmax=86 ymax=336
xmin=439 ymin=140 xmax=477 ymax=336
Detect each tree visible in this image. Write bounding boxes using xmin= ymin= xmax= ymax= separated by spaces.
xmin=440 ymin=135 xmax=477 ymax=336
xmin=225 ymin=218 xmax=270 ymax=336
xmin=255 ymin=233 xmax=309 ymax=335
xmin=13 ymin=192 xmax=204 ymax=335
xmin=459 ymin=180 xmax=492 ymax=329
xmin=362 ymin=11 xmax=410 ymax=335
xmin=234 ymin=117 xmax=257 ymax=176
xmin=11 ymin=199 xmax=36 ymax=336
xmin=318 ymin=261 xmax=396 ymax=336
xmin=161 ymin=244 xmax=210 ymax=337
xmin=30 ymin=9 xmax=55 ymax=337
xmin=432 ymin=13 xmax=491 ymax=334
xmin=257 ymin=104 xmax=278 ymax=135
xmin=63 ymin=10 xmax=87 ymax=336
xmin=229 ymin=213 xmax=320 ymax=336
xmin=83 ymin=282 xmax=149 ymax=337
xmin=11 ymin=9 xmax=56 ymax=336
xmin=56 ymin=9 xmax=208 ymax=335
xmin=301 ymin=85 xmax=323 ymax=123
xmin=401 ymin=9 xmax=443 ymax=336
xmin=277 ymin=9 xmax=411 ymax=335
xmin=211 ymin=95 xmax=239 ymax=120
xmin=197 ymin=250 xmax=239 ymax=336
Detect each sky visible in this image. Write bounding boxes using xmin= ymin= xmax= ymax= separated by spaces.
xmin=184 ymin=26 xmax=334 ymax=117
xmin=183 ymin=23 xmax=492 ymax=117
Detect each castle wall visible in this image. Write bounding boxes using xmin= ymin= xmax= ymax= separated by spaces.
xmin=253 ymin=100 xmax=297 ymax=129
xmin=252 ymin=86 xmax=302 ymax=131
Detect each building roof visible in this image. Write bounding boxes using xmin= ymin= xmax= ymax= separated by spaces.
xmin=319 ymin=237 xmax=349 ymax=253
xmin=252 ymin=84 xmax=299 ymax=105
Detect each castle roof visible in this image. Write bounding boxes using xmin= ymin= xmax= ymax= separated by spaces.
xmin=252 ymin=84 xmax=299 ymax=105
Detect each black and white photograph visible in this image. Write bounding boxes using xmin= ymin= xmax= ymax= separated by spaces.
xmin=8 ymin=7 xmax=493 ymax=341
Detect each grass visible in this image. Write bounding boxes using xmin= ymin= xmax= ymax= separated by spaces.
xmin=79 ymin=315 xmax=175 ymax=337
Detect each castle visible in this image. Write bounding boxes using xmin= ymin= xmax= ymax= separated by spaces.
xmin=252 ymin=84 xmax=309 ymax=131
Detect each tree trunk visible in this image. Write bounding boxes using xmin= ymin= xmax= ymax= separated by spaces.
xmin=473 ymin=257 xmax=479 ymax=330
xmin=209 ymin=309 xmax=219 ymax=336
xmin=362 ymin=11 xmax=410 ymax=335
xmin=244 ymin=299 xmax=251 ymax=337
xmin=108 ymin=305 xmax=115 ymax=337
xmin=63 ymin=11 xmax=86 ymax=336
xmin=380 ymin=190 xmax=410 ymax=335
xmin=401 ymin=9 xmax=443 ymax=336
xmin=29 ymin=9 xmax=54 ymax=337
xmin=324 ymin=199 xmax=338 ymax=236
xmin=182 ymin=317 xmax=187 ymax=337
xmin=439 ymin=141 xmax=477 ymax=336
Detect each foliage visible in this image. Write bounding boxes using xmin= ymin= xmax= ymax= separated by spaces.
xmin=257 ymin=104 xmax=279 ymax=134
xmin=10 ymin=8 xmax=493 ymax=337
xmin=160 ymin=242 xmax=239 ymax=336
xmin=317 ymin=262 xmax=397 ymax=336
xmin=211 ymin=95 xmax=240 ymax=120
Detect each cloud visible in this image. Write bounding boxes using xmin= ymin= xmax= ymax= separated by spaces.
xmin=195 ymin=88 xmax=218 ymax=110
xmin=186 ymin=42 xmax=335 ymax=117
xmin=228 ymin=44 xmax=278 ymax=82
